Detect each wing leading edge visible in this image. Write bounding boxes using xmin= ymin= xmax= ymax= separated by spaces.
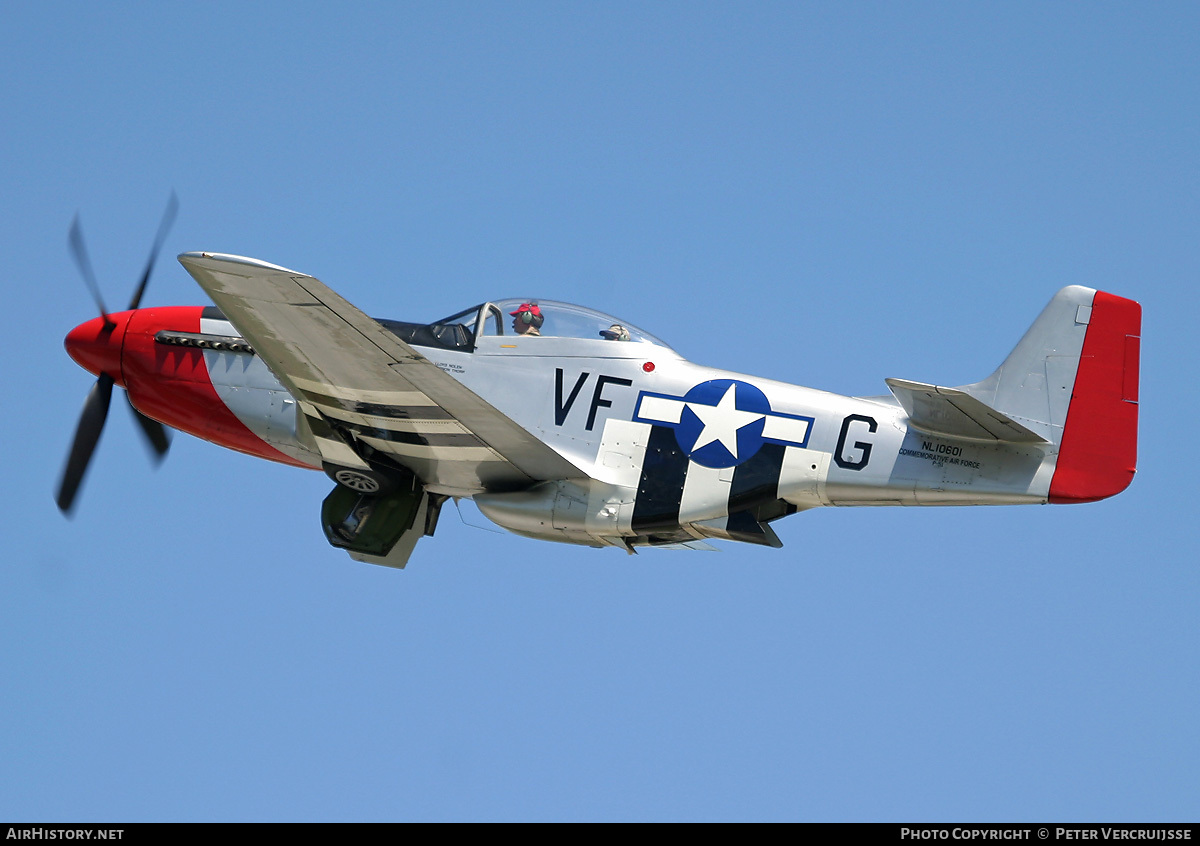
xmin=178 ymin=252 xmax=583 ymax=495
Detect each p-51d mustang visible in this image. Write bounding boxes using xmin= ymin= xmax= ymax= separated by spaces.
xmin=59 ymin=213 xmax=1140 ymax=568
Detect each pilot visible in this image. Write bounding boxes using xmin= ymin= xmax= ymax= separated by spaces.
xmin=510 ymin=303 xmax=544 ymax=336
xmin=600 ymin=323 xmax=630 ymax=341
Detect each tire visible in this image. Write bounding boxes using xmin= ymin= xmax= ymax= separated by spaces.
xmin=323 ymin=464 xmax=396 ymax=495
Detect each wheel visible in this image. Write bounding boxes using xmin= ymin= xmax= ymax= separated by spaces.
xmin=323 ymin=464 xmax=396 ymax=495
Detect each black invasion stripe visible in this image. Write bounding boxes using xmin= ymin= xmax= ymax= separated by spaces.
xmin=201 ymin=306 xmax=227 ymax=320
xmin=301 ymin=389 xmax=455 ymax=420
xmin=632 ymin=425 xmax=689 ymax=533
xmin=727 ymin=442 xmax=786 ymax=514
xmin=726 ymin=510 xmax=762 ymax=535
xmin=724 ymin=510 xmax=783 ymax=548
xmin=348 ymin=427 xmax=485 ymax=448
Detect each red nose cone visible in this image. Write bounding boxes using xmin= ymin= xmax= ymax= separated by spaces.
xmin=65 ymin=311 xmax=132 ymax=386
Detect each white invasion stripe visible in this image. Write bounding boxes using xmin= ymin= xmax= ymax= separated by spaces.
xmin=762 ymin=415 xmax=811 ymax=444
xmin=778 ymin=446 xmax=831 ymax=508
xmin=595 ymin=418 xmax=652 ymax=489
xmin=320 ymin=408 xmax=472 ymax=434
xmin=637 ymin=394 xmax=685 ymax=425
xmin=358 ymin=436 xmax=502 ymax=462
xmin=678 ymin=462 xmax=732 ymax=524
xmin=288 ymin=376 xmax=437 ymax=407
xmin=311 ymin=435 xmax=371 ymax=467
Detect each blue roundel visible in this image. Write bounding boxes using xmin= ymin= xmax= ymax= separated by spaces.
xmin=674 ymin=379 xmax=771 ymax=469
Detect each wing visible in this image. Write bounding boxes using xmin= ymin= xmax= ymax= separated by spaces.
xmin=178 ymin=252 xmax=584 ymax=495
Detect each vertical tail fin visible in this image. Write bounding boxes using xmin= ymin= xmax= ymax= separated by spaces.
xmin=963 ymin=286 xmax=1141 ymax=504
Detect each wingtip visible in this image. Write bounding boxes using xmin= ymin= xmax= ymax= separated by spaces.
xmin=177 ymin=252 xmax=300 ymax=274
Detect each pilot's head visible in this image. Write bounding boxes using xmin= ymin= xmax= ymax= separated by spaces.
xmin=600 ymin=323 xmax=630 ymax=342
xmin=510 ymin=303 xmax=544 ymax=335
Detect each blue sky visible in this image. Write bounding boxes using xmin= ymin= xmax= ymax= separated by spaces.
xmin=2 ymin=2 xmax=1197 ymax=821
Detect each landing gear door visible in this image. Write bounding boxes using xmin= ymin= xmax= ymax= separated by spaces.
xmin=321 ymin=482 xmax=429 ymax=569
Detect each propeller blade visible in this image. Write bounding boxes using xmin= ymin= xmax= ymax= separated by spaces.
xmin=127 ymin=191 xmax=179 ymax=311
xmin=68 ymin=214 xmax=112 ymax=325
xmin=60 ymin=195 xmax=180 ymax=516
xmin=127 ymin=394 xmax=171 ymax=461
xmin=56 ymin=373 xmax=115 ymax=515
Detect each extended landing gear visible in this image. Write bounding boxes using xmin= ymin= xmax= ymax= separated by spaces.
xmin=319 ymin=464 xmax=446 ymax=569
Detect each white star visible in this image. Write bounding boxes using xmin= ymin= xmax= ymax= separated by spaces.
xmin=686 ymin=384 xmax=765 ymax=459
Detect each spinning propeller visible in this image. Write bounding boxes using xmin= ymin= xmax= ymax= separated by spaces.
xmin=56 ymin=193 xmax=179 ymax=515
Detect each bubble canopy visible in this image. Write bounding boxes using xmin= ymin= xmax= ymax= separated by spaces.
xmin=428 ymin=299 xmax=674 ymax=350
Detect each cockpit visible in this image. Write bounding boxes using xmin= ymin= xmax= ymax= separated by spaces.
xmin=377 ymin=299 xmax=674 ymax=353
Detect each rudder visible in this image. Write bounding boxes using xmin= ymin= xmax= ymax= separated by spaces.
xmin=1048 ymin=291 xmax=1141 ymax=503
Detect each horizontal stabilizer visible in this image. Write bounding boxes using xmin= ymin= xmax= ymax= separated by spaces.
xmin=885 ymin=378 xmax=1049 ymax=444
xmin=654 ymin=540 xmax=719 ymax=551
